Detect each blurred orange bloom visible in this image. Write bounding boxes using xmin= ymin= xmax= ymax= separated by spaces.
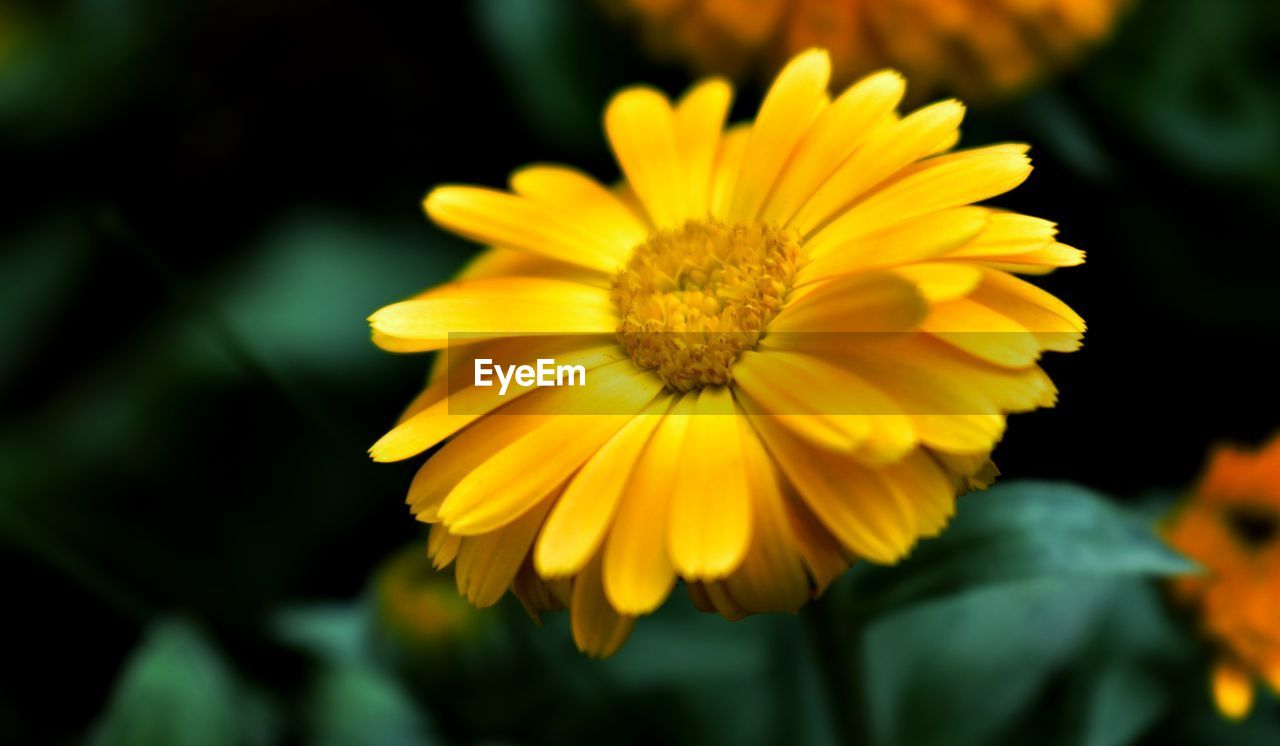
xmin=610 ymin=0 xmax=1129 ymax=100
xmin=1165 ymin=435 xmax=1280 ymax=720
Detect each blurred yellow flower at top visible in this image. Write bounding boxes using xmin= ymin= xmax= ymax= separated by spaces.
xmin=610 ymin=0 xmax=1129 ymax=100
xmin=0 ymin=7 xmax=28 ymax=67
xmin=1166 ymin=435 xmax=1280 ymax=720
xmin=368 ymin=49 xmax=1084 ymax=657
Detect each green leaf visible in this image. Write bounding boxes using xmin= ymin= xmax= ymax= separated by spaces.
xmin=305 ymin=664 xmax=437 ymax=746
xmin=213 ymin=211 xmax=464 ymax=377
xmin=863 ymin=578 xmax=1117 ymax=746
xmin=1075 ymin=663 xmax=1170 ymax=746
xmin=845 ymin=480 xmax=1196 ymax=617
xmin=89 ymin=618 xmax=274 ymax=746
xmin=274 ymin=602 xmax=372 ymax=668
xmin=1083 ymin=0 xmax=1280 ymax=181
xmin=1064 ymin=583 xmax=1188 ymax=746
xmin=859 ymin=576 xmax=1197 ymax=746
xmin=0 ymin=216 xmax=92 ymax=392
xmin=837 ymin=481 xmax=1201 ymax=746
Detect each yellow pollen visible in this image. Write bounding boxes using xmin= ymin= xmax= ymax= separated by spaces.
xmin=611 ymin=219 xmax=802 ymax=391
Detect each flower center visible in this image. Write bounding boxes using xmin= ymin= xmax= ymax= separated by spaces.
xmin=611 ymin=219 xmax=802 ymax=391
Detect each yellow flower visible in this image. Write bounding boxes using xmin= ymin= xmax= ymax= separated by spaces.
xmin=369 ymin=49 xmax=1084 ymax=657
xmin=373 ymin=543 xmax=490 ymax=651
xmin=1165 ymin=435 xmax=1280 ymax=720
xmin=610 ymin=0 xmax=1129 ymax=100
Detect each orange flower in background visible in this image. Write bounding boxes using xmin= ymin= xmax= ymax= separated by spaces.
xmin=610 ymin=0 xmax=1129 ymax=100
xmin=1166 ymin=435 xmax=1280 ymax=720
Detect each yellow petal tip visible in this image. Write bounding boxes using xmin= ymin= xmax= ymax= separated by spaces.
xmin=1212 ymin=660 xmax=1255 ymax=720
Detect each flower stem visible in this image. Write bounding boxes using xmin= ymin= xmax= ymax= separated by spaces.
xmin=802 ymin=598 xmax=871 ymax=746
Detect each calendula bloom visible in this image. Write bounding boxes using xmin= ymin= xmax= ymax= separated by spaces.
xmin=609 ymin=0 xmax=1128 ymax=99
xmin=1165 ymin=435 xmax=1280 ymax=720
xmin=369 ymin=49 xmax=1084 ymax=657
xmin=373 ymin=543 xmax=490 ymax=651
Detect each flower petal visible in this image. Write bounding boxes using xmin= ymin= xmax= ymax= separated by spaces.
xmin=920 ymin=297 xmax=1043 ymax=368
xmin=974 ymin=243 xmax=1085 ymax=274
xmin=749 ymin=414 xmax=918 ymax=563
xmin=452 ymin=246 xmax=611 ymax=287
xmin=710 ymin=124 xmax=751 ymax=219
xmin=728 ymin=49 xmax=831 ymax=222
xmin=769 ymin=271 xmax=926 ymax=333
xmin=879 ymin=450 xmax=956 ymax=538
xmin=426 ymin=522 xmax=461 ymax=569
xmin=791 ymin=99 xmax=967 ymax=240
xmin=971 ymin=269 xmax=1086 ymax=353
xmin=719 ymin=427 xmax=811 ymax=613
xmin=454 ymin=498 xmax=553 ymax=607
xmin=405 ymin=406 xmax=553 ymax=522
xmin=668 ymin=386 xmax=752 ymax=580
xmin=804 ymin=144 xmax=1032 ymax=258
xmin=605 ymin=86 xmax=688 ymax=228
xmin=604 ymin=394 xmax=698 ymax=615
xmin=784 ymin=486 xmax=854 ymax=594
xmin=535 ymin=396 xmax=672 ymax=578
xmin=368 ymin=277 xmax=618 ymax=350
xmin=571 ymin=551 xmax=635 ymax=658
xmin=761 ymin=69 xmax=905 ymax=226
xmin=510 ymin=164 xmax=649 ymax=254
xmin=370 ymin=338 xmax=620 ymax=462
xmin=674 ymin=77 xmax=734 ymax=217
xmin=944 ymin=211 xmax=1058 ymax=258
xmin=891 ymin=262 xmax=984 ymax=303
xmin=439 ymin=363 xmax=665 ymax=534
xmin=736 ymin=354 xmax=917 ymax=464
xmin=795 ymin=207 xmax=989 ymax=285
xmin=425 ymin=186 xmax=629 ymax=272
xmin=1212 ymin=658 xmax=1255 ymax=721
xmin=810 ymin=335 xmax=1011 ymax=453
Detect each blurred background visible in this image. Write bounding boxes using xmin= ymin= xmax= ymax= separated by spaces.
xmin=3 ymin=0 xmax=1280 ymax=743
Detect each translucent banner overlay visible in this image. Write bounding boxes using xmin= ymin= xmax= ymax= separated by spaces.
xmin=442 ymin=332 xmax=1073 ymax=415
